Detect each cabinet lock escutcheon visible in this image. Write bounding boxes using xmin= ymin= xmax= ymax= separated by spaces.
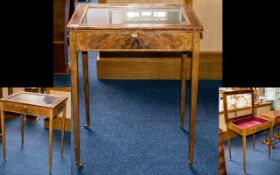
xmin=131 ymin=32 xmax=138 ymax=38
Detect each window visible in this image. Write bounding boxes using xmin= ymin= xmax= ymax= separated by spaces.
xmin=265 ymin=88 xmax=275 ymax=101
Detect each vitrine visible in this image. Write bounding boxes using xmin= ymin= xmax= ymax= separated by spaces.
xmin=68 ymin=3 xmax=203 ymax=168
xmin=0 ymin=92 xmax=68 ymax=171
xmin=223 ymin=90 xmax=273 ymax=173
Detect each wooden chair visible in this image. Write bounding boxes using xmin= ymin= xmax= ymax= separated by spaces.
xmin=223 ymin=89 xmax=273 ymax=173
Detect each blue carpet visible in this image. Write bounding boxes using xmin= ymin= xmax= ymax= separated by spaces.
xmin=0 ymin=117 xmax=71 ymax=175
xmin=54 ymin=52 xmax=222 ymax=175
xmin=225 ymin=130 xmax=280 ymax=175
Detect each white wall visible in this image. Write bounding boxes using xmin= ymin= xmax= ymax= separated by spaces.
xmin=193 ymin=0 xmax=222 ymax=51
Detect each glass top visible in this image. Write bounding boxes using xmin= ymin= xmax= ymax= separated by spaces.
xmin=82 ymin=7 xmax=187 ymax=25
xmin=7 ymin=93 xmax=61 ymax=106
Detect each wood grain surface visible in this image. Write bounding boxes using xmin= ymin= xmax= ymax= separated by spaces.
xmin=76 ymin=30 xmax=192 ymax=51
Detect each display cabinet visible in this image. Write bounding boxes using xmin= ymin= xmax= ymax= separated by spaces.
xmin=96 ymin=0 xmax=221 ymax=80
xmin=219 ymin=88 xmax=273 ymax=133
xmin=0 ymin=92 xmax=68 ymax=171
xmin=68 ymin=3 xmax=203 ymax=168
xmin=44 ymin=88 xmax=72 ymax=132
xmin=222 ymin=90 xmax=272 ymax=173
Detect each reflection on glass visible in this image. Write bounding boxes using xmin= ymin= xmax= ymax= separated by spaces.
xmin=8 ymin=93 xmax=60 ymax=106
xmin=226 ymin=94 xmax=252 ymax=110
xmin=82 ymin=8 xmax=188 ymax=25
xmin=124 ymin=11 xmax=168 ymax=23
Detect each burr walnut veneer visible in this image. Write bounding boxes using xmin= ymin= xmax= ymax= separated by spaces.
xmin=68 ymin=3 xmax=203 ymax=168
xmin=0 ymin=92 xmax=68 ymax=172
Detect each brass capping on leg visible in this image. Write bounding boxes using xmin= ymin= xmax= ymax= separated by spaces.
xmin=84 ymin=123 xmax=90 ymax=129
xmin=76 ymin=161 xmax=84 ymax=169
xmin=188 ymin=160 xmax=193 ymax=167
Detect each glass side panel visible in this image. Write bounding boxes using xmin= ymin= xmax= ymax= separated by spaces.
xmin=8 ymin=93 xmax=60 ymax=106
xmin=82 ymin=7 xmax=189 ymax=25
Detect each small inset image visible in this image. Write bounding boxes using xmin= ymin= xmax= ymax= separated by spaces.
xmin=0 ymin=88 xmax=71 ymax=175
xmin=219 ymin=88 xmax=280 ymax=175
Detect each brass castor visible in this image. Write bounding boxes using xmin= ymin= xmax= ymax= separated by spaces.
xmin=76 ymin=161 xmax=84 ymax=169
xmin=84 ymin=123 xmax=90 ymax=129
xmin=188 ymin=160 xmax=192 ymax=167
xmin=180 ymin=123 xmax=184 ymax=128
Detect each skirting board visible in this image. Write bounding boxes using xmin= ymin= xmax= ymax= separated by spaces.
xmin=97 ymin=51 xmax=222 ymax=80
xmin=44 ymin=117 xmax=71 ymax=132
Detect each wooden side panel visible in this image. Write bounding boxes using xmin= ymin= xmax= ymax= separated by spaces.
xmin=255 ymin=104 xmax=272 ymax=116
xmin=44 ymin=117 xmax=71 ymax=132
xmin=97 ymin=51 xmax=222 ymax=80
xmin=46 ymin=88 xmax=72 ymax=120
xmin=53 ymin=0 xmax=72 ymax=74
xmin=54 ymin=101 xmax=67 ymax=117
xmin=53 ymin=0 xmax=66 ymax=42
xmin=76 ymin=30 xmax=192 ymax=51
xmin=0 ymin=88 xmax=2 ymax=98
xmin=44 ymin=88 xmax=71 ymax=132
xmin=54 ymin=42 xmax=68 ymax=73
xmin=2 ymin=102 xmax=49 ymax=118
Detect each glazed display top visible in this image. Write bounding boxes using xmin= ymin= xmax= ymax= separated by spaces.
xmin=68 ymin=4 xmax=203 ymax=30
xmin=0 ymin=92 xmax=67 ymax=108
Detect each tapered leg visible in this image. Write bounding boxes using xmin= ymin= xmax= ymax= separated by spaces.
xmin=262 ymin=129 xmax=270 ymax=146
xmin=242 ymin=134 xmax=247 ymax=173
xmin=268 ymin=125 xmax=273 ymax=158
xmin=252 ymin=133 xmax=255 ymax=150
xmin=180 ymin=53 xmax=187 ymax=128
xmin=188 ymin=32 xmax=200 ymax=166
xmin=0 ymin=110 xmax=1 ymax=134
xmin=48 ymin=111 xmax=54 ymax=172
xmin=69 ymin=31 xmax=82 ymax=168
xmin=82 ymin=51 xmax=90 ymax=128
xmin=20 ymin=114 xmax=24 ymax=145
xmin=61 ymin=104 xmax=66 ymax=155
xmin=1 ymin=107 xmax=6 ymax=160
xmin=275 ymin=126 xmax=280 ymax=139
xmin=263 ymin=129 xmax=268 ymax=143
xmin=228 ymin=130 xmax=232 ymax=160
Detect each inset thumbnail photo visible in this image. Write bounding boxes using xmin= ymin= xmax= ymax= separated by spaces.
xmin=219 ymin=87 xmax=280 ymax=175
